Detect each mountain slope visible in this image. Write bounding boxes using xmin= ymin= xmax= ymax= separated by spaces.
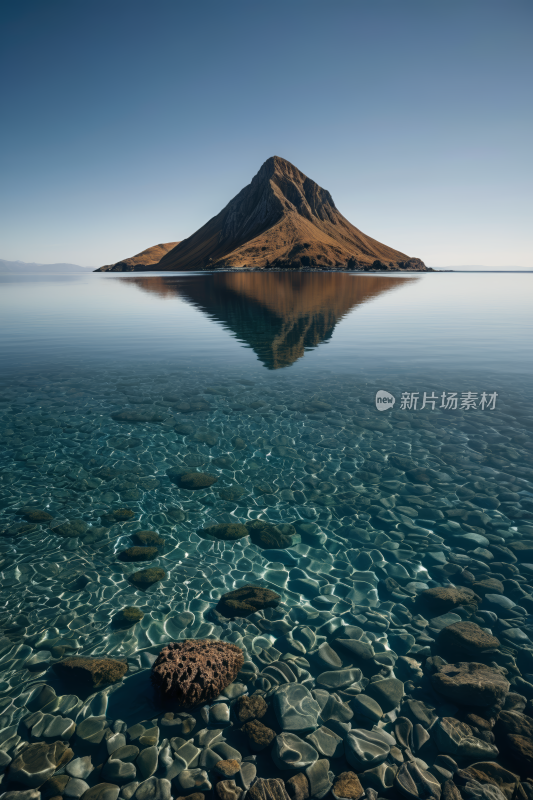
xmin=97 ymin=241 xmax=179 ymax=272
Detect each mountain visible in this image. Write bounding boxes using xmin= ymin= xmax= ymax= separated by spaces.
xmin=95 ymin=156 xmax=428 ymax=272
xmin=122 ymin=272 xmax=418 ymax=368
xmin=0 ymin=259 xmax=93 ymax=273
xmin=97 ymin=241 xmax=180 ymax=272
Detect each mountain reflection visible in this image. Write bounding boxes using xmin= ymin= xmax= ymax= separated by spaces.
xmin=121 ymin=272 xmax=417 ymax=369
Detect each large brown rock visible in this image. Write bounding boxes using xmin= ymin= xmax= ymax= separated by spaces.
xmin=459 ymin=762 xmax=520 ymax=800
xmin=249 ymin=779 xmax=291 ymax=800
xmin=431 ymin=662 xmax=509 ymax=707
xmin=151 ymin=639 xmax=244 ymax=706
xmin=332 ymin=772 xmax=364 ymax=800
xmin=420 ymin=587 xmax=480 ymax=613
xmin=53 ymin=657 xmax=127 ymax=687
xmin=216 ymin=586 xmax=280 ymax=618
xmin=9 ymin=741 xmax=73 ymax=788
xmin=437 ymin=621 xmax=500 ymax=660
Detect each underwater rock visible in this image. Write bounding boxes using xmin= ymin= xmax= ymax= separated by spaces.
xmin=459 ymin=763 xmax=519 ymax=800
xmin=170 ymin=471 xmax=219 ymax=490
xmin=395 ymin=762 xmax=441 ymax=800
xmin=128 ymin=567 xmax=166 ymax=590
xmin=151 ymin=639 xmax=244 ymax=706
xmin=201 ymin=523 xmax=249 ymax=541
xmin=286 ymin=774 xmax=310 ymax=800
xmin=242 ymin=719 xmax=276 ymax=751
xmin=437 ymin=622 xmax=500 ymax=660
xmin=118 ymin=546 xmax=158 ymax=562
xmin=10 ymin=741 xmax=74 ymax=788
xmin=216 ymin=585 xmax=280 ymax=618
xmin=274 ymin=683 xmax=322 ymax=734
xmin=345 ymin=729 xmax=392 ymax=770
xmin=245 ymin=520 xmax=293 ymax=549
xmin=366 ymin=677 xmax=404 ymax=713
xmin=332 ymin=772 xmax=364 ymax=800
xmin=235 ymin=693 xmax=268 ymax=722
xmin=114 ymin=607 xmax=144 ymax=626
xmin=249 ymin=779 xmax=291 ymax=800
xmin=272 ymin=733 xmax=318 ymax=770
xmin=431 ymin=662 xmax=509 ymax=707
xmin=54 ymin=519 xmax=88 ymax=538
xmin=419 ymin=587 xmax=480 ymax=613
xmin=133 ymin=530 xmax=166 ymax=547
xmin=53 ymin=657 xmax=127 ymax=687
xmin=165 ymin=507 xmax=188 ymax=523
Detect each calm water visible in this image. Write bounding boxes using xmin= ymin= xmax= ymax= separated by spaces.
xmin=1 ymin=271 xmax=533 ymax=787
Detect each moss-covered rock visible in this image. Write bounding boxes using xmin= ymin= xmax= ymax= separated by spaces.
xmin=217 ymin=585 xmax=280 ymax=618
xmin=118 ymin=546 xmax=158 ymax=562
xmin=129 ymin=567 xmax=166 ymax=590
xmin=133 ymin=530 xmax=166 ymax=547
xmin=200 ymin=523 xmax=249 ymax=541
xmin=114 ymin=606 xmax=144 ymax=626
xmin=245 ymin=520 xmax=292 ymax=549
xmin=53 ymin=656 xmax=128 ymax=687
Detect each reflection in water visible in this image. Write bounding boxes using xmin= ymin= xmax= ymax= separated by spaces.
xmin=122 ymin=272 xmax=417 ymax=369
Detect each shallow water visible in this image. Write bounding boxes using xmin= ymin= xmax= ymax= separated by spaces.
xmin=1 ymin=271 xmax=533 ymax=793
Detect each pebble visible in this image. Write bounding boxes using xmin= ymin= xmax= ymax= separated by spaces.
xmin=272 ymin=733 xmax=318 ymax=770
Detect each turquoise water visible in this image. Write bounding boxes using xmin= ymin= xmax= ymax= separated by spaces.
xmin=1 ymin=271 xmax=533 ymax=794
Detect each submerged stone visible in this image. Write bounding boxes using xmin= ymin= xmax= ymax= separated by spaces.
xmin=54 ymin=519 xmax=88 ymax=538
xmin=151 ymin=639 xmax=244 ymax=706
xmin=129 ymin=567 xmax=166 ymax=590
xmin=133 ymin=530 xmax=166 ymax=547
xmin=245 ymin=520 xmax=293 ymax=549
xmin=216 ymin=585 xmax=280 ymax=618
xmin=54 ymin=657 xmax=127 ymax=687
xmin=114 ymin=607 xmax=144 ymax=626
xmin=201 ymin=523 xmax=248 ymax=541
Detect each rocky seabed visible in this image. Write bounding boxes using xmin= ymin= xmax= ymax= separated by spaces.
xmin=1 ymin=365 xmax=533 ymax=800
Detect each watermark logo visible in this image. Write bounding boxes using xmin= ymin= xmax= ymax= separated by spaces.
xmin=400 ymin=391 xmax=498 ymax=411
xmin=375 ymin=390 xmax=396 ymax=411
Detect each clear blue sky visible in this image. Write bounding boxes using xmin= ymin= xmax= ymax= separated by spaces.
xmin=1 ymin=0 xmax=531 ymax=268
